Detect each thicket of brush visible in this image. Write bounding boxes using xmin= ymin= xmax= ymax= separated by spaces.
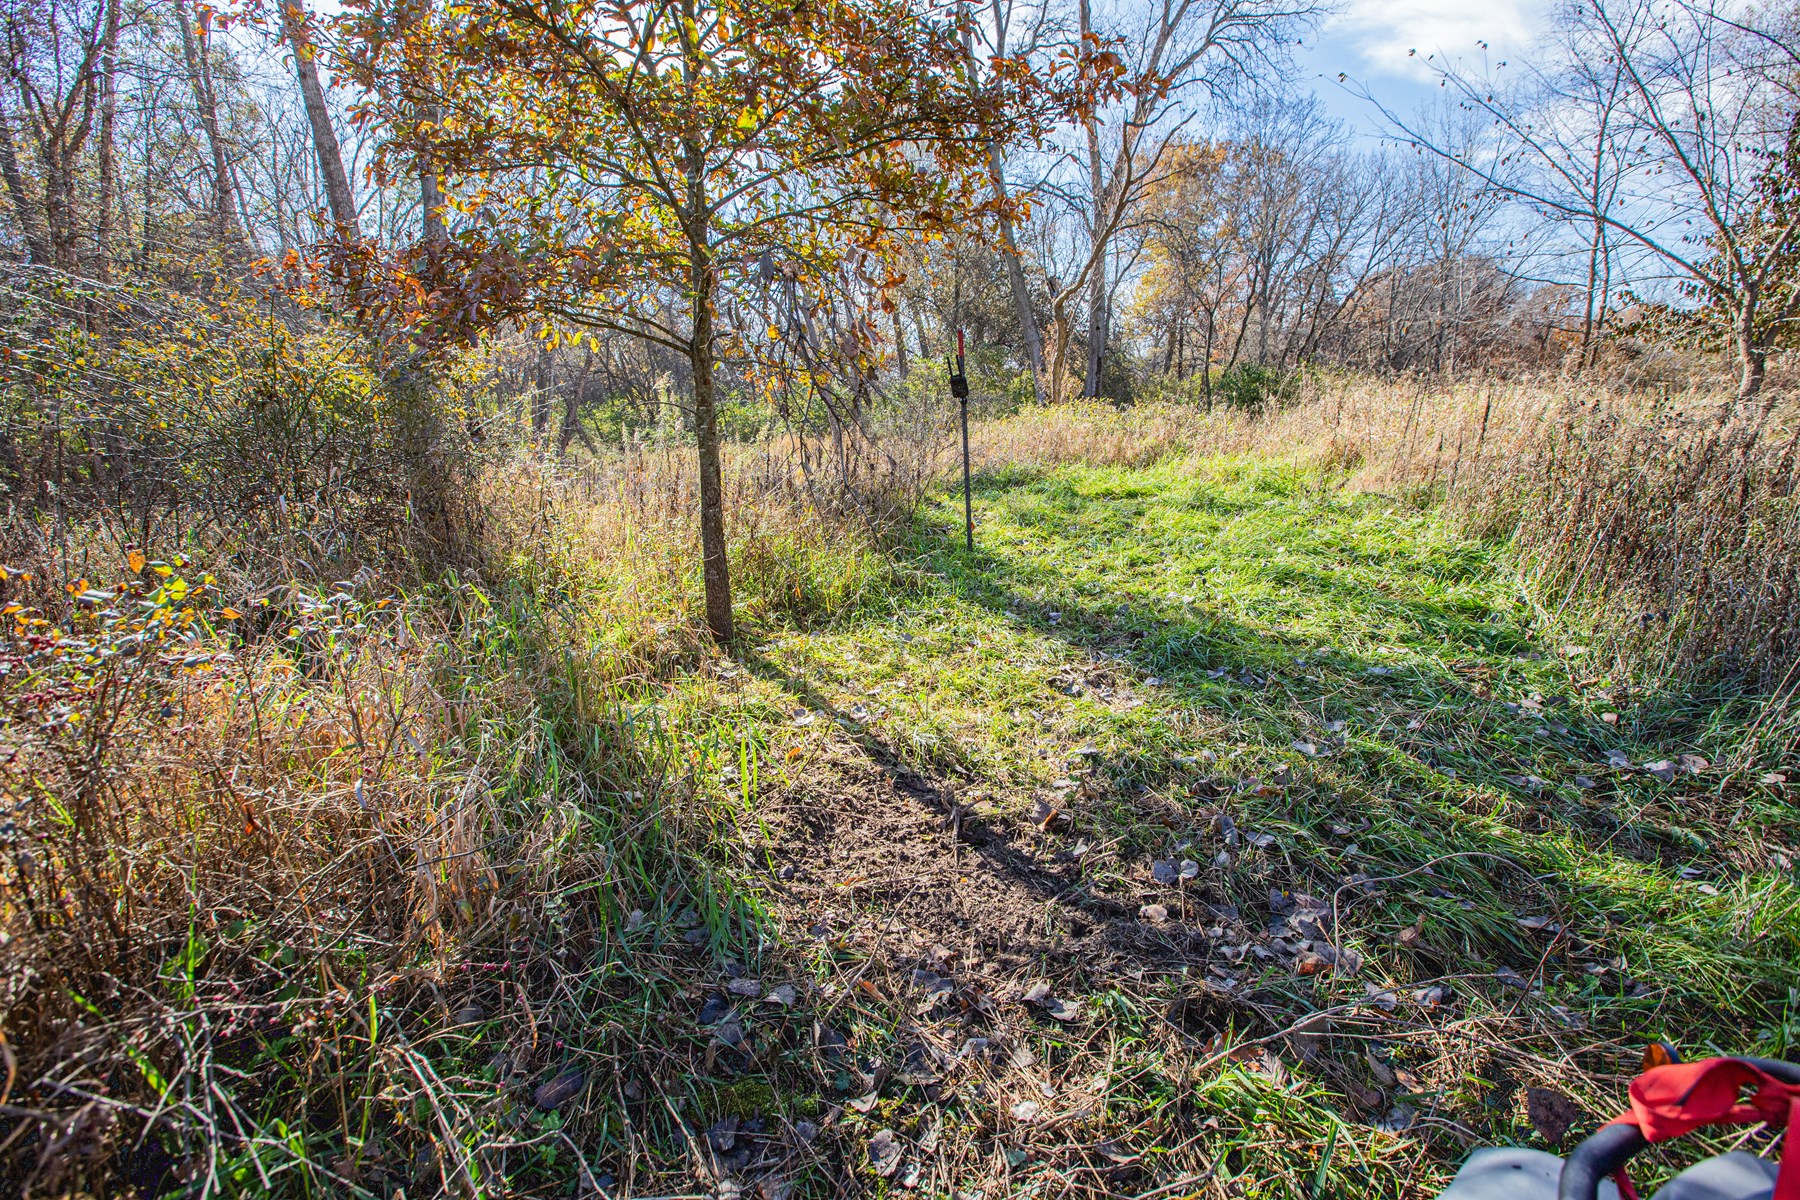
xmin=0 ymin=272 xmax=914 ymax=1195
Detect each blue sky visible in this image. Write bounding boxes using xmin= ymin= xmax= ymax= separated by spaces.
xmin=1293 ymin=0 xmax=1553 ymax=133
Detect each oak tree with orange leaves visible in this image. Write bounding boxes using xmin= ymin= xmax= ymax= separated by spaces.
xmin=338 ymin=0 xmax=1067 ymax=641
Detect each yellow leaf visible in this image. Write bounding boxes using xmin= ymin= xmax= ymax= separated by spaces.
xmin=153 ymin=564 xmax=173 ymax=578
xmin=128 ymin=550 xmax=146 ymax=573
xmin=767 ymin=326 xmax=781 ymax=341
xmin=736 ymin=107 xmax=758 ymax=131
xmin=221 ymin=607 xmax=242 ymax=620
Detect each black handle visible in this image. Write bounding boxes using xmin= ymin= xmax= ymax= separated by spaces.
xmin=1558 ymin=1058 xmax=1800 ymax=1200
xmin=1559 ymin=1123 xmax=1645 ymax=1200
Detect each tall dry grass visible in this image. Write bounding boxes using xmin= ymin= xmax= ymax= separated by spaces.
xmin=967 ymin=377 xmax=1800 ymax=693
xmin=0 ymin=421 xmax=920 ymax=1194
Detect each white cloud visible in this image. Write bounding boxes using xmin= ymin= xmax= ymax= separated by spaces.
xmin=1321 ymin=0 xmax=1550 ymax=83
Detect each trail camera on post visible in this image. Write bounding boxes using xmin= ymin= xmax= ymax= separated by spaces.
xmin=950 ymin=330 xmax=972 ymax=551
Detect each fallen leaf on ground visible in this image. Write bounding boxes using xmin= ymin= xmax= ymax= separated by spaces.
xmin=1288 ymin=1011 xmax=1330 ymax=1058
xmin=1526 ymin=1087 xmax=1582 ymax=1144
xmin=533 ymin=1065 xmax=586 ymax=1111
xmin=1378 ymin=1104 xmax=1417 ymax=1131
xmin=866 ymin=1129 xmax=902 ymax=1177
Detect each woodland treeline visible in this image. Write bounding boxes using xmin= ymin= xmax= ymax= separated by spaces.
xmin=4 ymin=0 xmax=1794 ymax=399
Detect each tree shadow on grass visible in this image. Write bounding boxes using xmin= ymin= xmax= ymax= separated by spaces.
xmin=916 ymin=476 xmax=1792 ymax=940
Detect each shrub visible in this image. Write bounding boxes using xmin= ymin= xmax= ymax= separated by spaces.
xmin=1210 ymin=361 xmax=1290 ymax=413
xmin=0 ymin=268 xmax=484 ymax=577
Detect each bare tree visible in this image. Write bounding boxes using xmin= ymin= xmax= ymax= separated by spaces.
xmin=1034 ymin=0 xmax=1318 ymax=402
xmin=173 ymin=0 xmax=244 ymax=246
xmin=92 ymin=0 xmax=116 ymax=280
xmin=278 ymin=0 xmax=357 ymax=236
xmin=1374 ymin=0 xmax=1800 ymax=402
xmin=961 ymin=0 xmax=1049 ymax=399
xmin=5 ymin=0 xmax=112 ymax=270
xmin=0 ymin=89 xmax=49 ymax=263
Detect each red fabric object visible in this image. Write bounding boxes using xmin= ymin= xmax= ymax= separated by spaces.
xmin=1605 ymin=1057 xmax=1800 ymax=1200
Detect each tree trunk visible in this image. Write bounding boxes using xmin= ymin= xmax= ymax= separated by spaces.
xmin=93 ymin=0 xmax=120 ymax=283
xmin=175 ymin=0 xmax=242 ymax=246
xmin=688 ymin=225 xmax=734 ymax=643
xmin=1737 ymin=303 xmax=1766 ymax=404
xmin=560 ymin=356 xmax=597 ymax=455
xmin=532 ymin=344 xmax=553 ymax=437
xmin=1580 ymin=214 xmax=1601 ymax=366
xmin=41 ymin=148 xmax=81 ymax=272
xmin=418 ymin=105 xmax=447 ymax=244
xmin=280 ymin=0 xmax=359 ymax=236
xmin=1078 ymin=0 xmax=1107 ymax=400
xmin=1046 ymin=305 xmax=1072 ymax=405
xmin=989 ymin=149 xmax=1043 ymax=403
xmin=1083 ymin=261 xmax=1107 ymax=399
xmin=0 ymin=101 xmax=50 ymax=266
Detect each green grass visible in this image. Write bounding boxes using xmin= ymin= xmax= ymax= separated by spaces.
xmin=661 ymin=454 xmax=1800 ymax=1198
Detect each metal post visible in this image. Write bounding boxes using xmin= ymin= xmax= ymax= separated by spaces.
xmin=951 ymin=329 xmax=972 ymax=551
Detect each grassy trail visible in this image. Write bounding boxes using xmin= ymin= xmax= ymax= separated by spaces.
xmin=637 ymin=454 xmax=1800 ymax=1197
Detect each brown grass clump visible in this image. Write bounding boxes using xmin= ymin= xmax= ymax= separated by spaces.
xmin=969 ymin=398 xmax=1215 ymax=471
xmin=0 ymin=552 xmax=730 ymax=1198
